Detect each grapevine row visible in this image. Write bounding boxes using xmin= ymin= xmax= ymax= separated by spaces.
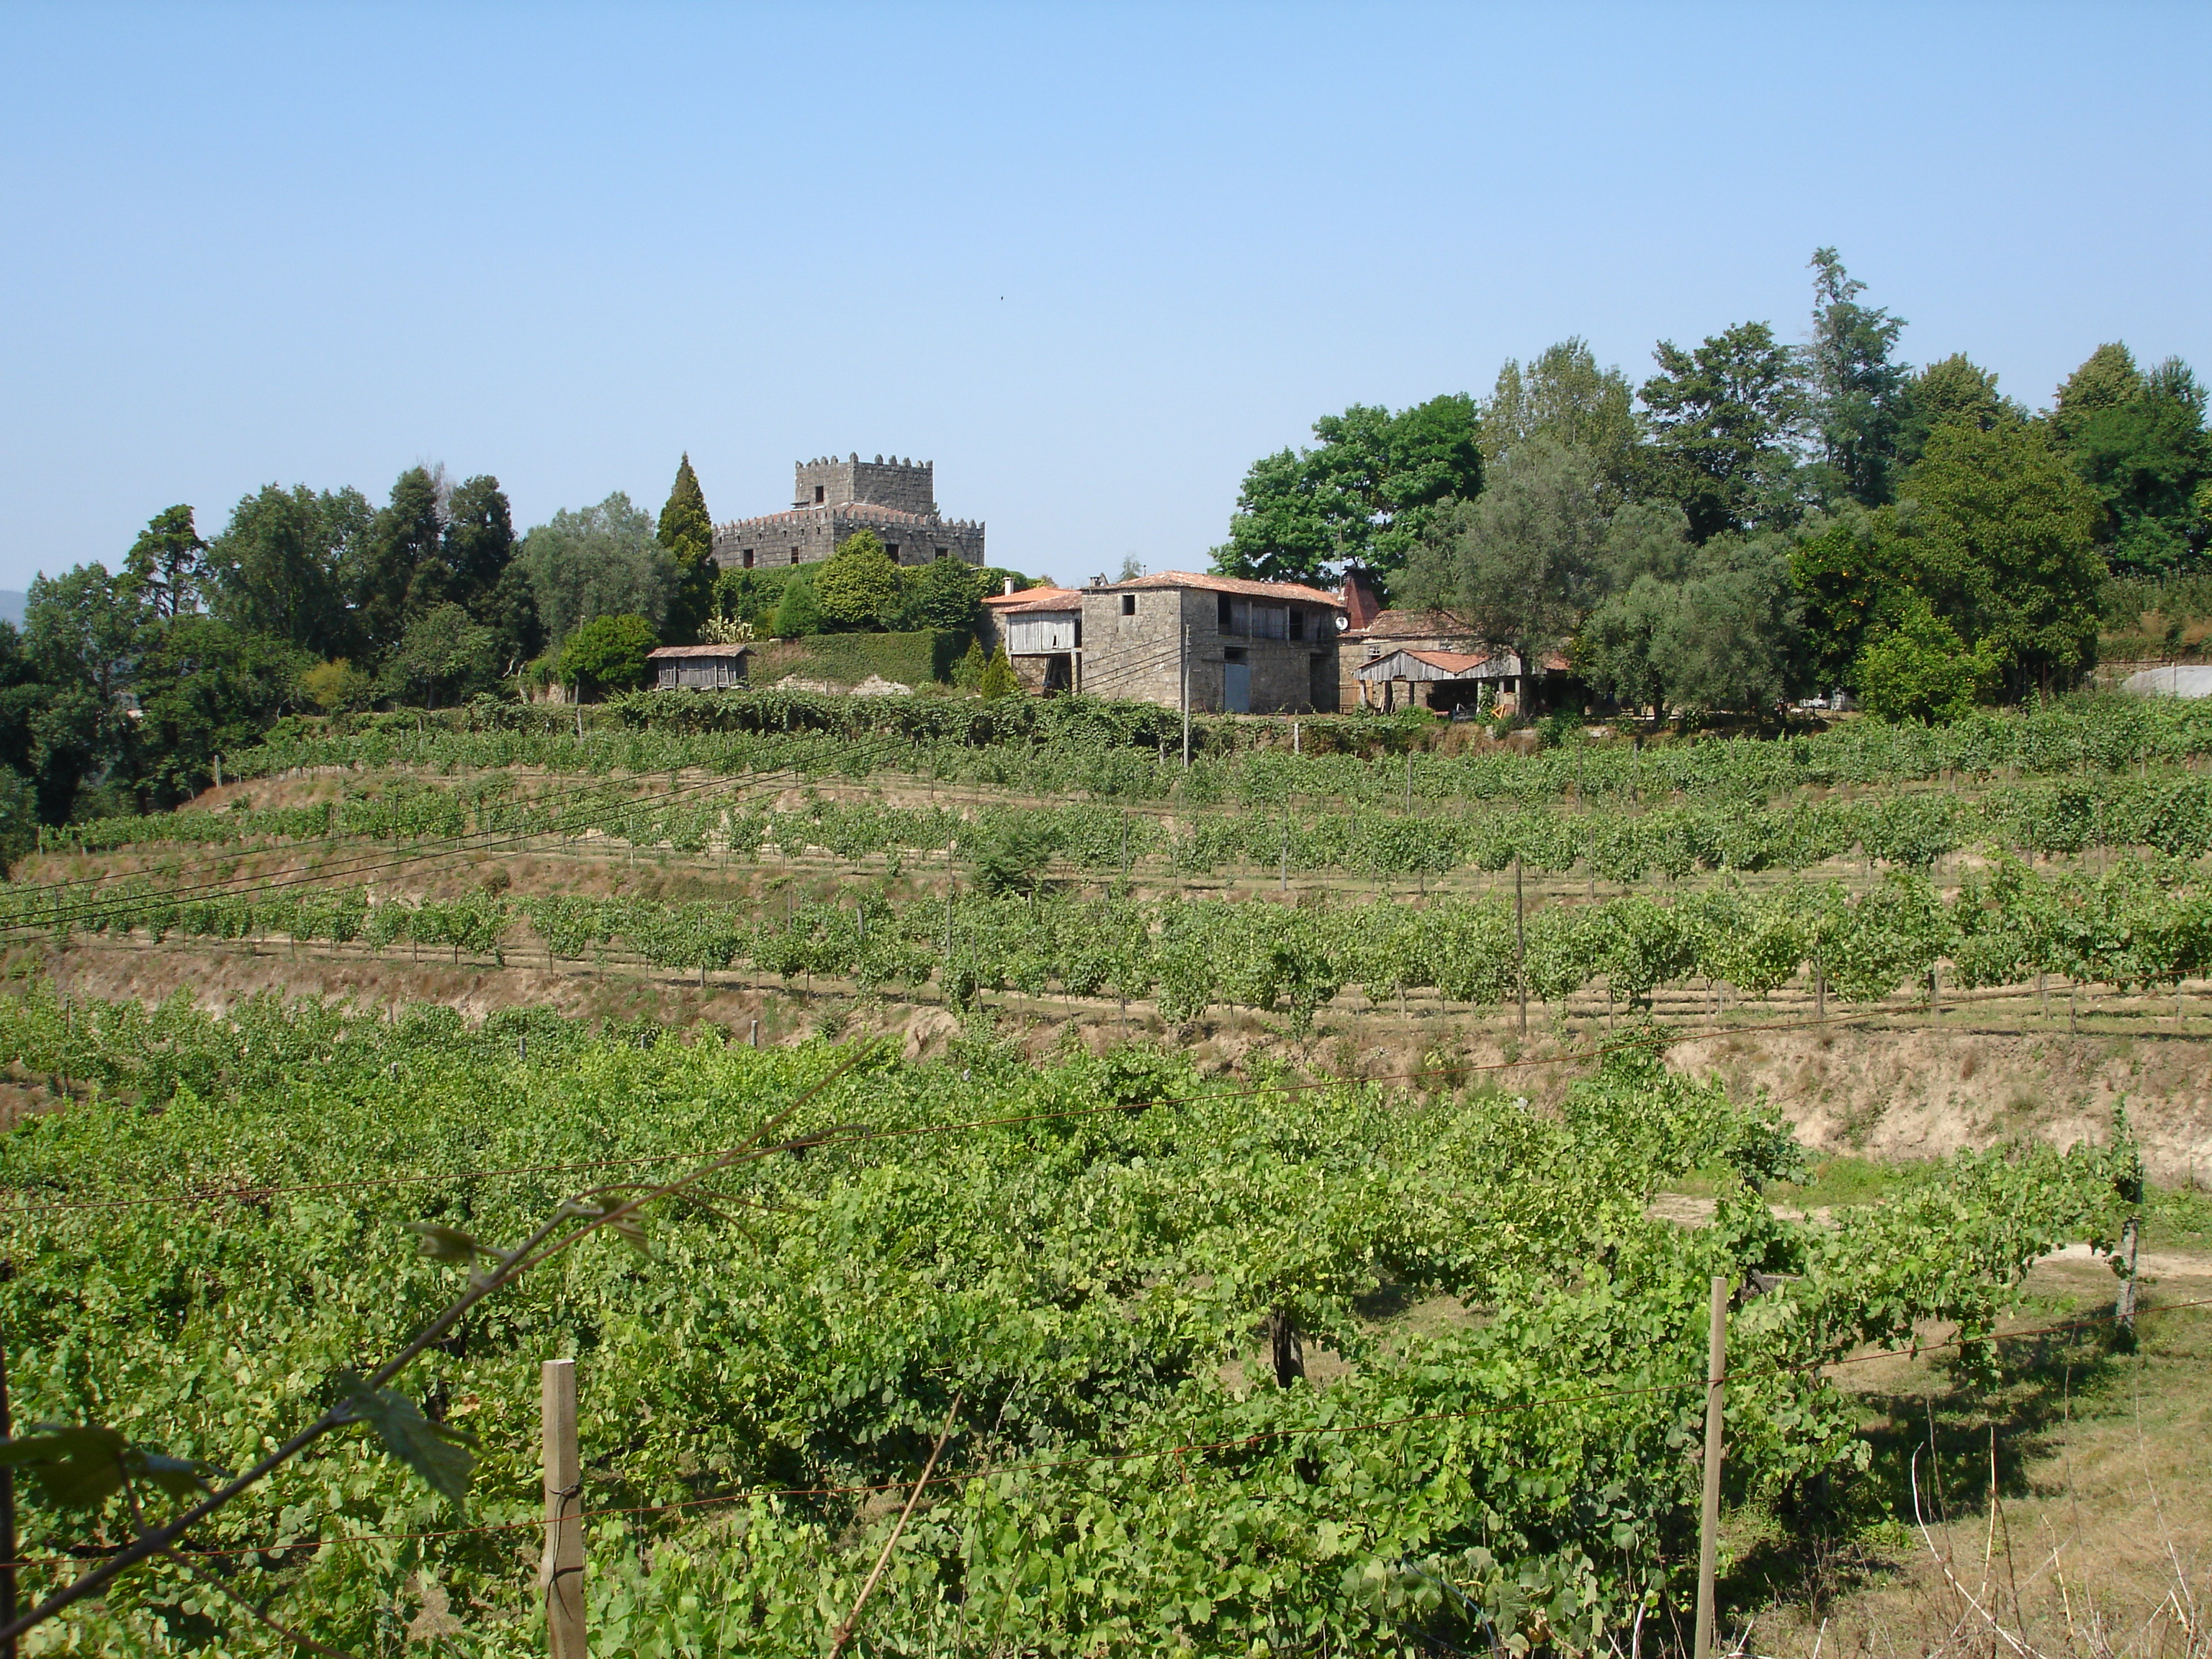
xmin=45 ymin=770 xmax=2212 ymax=874
xmin=228 ymin=689 xmax=2212 ymax=807
xmin=21 ymin=858 xmax=2210 ymax=1031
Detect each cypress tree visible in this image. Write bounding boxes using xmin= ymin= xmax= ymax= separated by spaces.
xmin=658 ymin=454 xmax=716 ymax=642
xmin=980 ymin=643 xmax=1021 ymax=698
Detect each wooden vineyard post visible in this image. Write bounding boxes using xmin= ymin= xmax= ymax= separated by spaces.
xmin=1815 ymin=958 xmax=1825 ymax=1025
xmin=1 ymin=1262 xmax=16 ymax=1659
xmin=539 ymin=1359 xmax=586 ymax=1659
xmin=1693 ymin=1276 xmax=1728 ymax=1659
xmin=1514 ymin=859 xmax=1528 ymax=1036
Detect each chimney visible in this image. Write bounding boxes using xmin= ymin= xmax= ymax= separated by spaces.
xmin=1002 ymin=577 xmax=1015 ymax=595
xmin=1343 ymin=567 xmax=1382 ymax=631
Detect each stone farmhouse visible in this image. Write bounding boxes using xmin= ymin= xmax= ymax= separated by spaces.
xmin=1072 ymin=572 xmax=1346 ymax=714
xmin=710 ymin=454 xmax=985 ymax=572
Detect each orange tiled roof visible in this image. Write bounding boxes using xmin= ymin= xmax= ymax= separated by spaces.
xmin=982 ymin=585 xmax=1082 ymax=611
xmin=1102 ymin=571 xmax=1346 ymax=608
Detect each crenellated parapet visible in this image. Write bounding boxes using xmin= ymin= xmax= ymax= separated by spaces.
xmin=710 ymin=450 xmax=986 ymax=573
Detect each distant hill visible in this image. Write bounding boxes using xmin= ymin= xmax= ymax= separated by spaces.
xmin=0 ymin=592 xmax=24 ymax=628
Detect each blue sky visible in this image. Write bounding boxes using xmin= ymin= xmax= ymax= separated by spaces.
xmin=4 ymin=1 xmax=2206 ymax=593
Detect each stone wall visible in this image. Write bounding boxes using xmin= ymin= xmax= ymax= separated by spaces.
xmin=792 ymin=454 xmax=937 ymax=515
xmin=1077 ymin=586 xmax=1340 ymax=713
xmin=711 ymin=509 xmax=984 ymax=572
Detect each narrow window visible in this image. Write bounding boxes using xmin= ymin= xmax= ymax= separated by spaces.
xmin=886 ymin=544 xmax=899 ymax=561
xmin=1216 ymin=594 xmax=1232 ymax=629
xmin=1290 ymin=608 xmax=1305 ymax=640
xmin=814 ymin=485 xmax=825 ymax=503
xmin=742 ymin=549 xmax=755 ymax=569
xmin=1120 ymin=594 xmax=1136 ymax=616
xmin=791 ymin=549 xmax=801 ymax=565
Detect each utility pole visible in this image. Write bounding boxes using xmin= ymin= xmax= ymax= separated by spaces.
xmin=1180 ymin=623 xmax=1192 ymax=770
xmin=1693 ymin=1277 xmax=1729 ymax=1659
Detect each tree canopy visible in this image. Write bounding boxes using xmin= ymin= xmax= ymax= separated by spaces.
xmin=518 ymin=493 xmax=675 ymax=647
xmin=1212 ymin=395 xmax=1483 ymax=585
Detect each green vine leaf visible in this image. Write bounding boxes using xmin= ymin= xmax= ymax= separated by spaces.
xmin=333 ymin=1375 xmax=477 ymax=1507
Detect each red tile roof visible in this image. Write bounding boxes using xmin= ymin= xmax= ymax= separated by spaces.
xmin=1344 ymin=608 xmax=1476 ymax=641
xmin=982 ymin=585 xmax=1082 ymax=611
xmin=1102 ymin=571 xmax=1346 ymax=608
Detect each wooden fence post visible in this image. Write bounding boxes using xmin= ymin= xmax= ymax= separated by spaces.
xmin=1693 ymin=1275 xmax=1728 ymax=1659
xmin=539 ymin=1359 xmax=586 ymax=1659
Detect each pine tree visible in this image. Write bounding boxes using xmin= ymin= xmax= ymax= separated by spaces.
xmin=657 ymin=454 xmax=716 ymax=642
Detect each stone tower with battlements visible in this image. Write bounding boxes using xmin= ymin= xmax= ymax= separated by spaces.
xmin=711 ymin=453 xmax=985 ymax=573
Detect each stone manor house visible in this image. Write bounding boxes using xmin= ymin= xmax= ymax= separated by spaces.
xmin=710 ymin=454 xmax=986 ymax=571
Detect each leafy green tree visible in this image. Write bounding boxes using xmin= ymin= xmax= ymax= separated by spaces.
xmin=1905 ymin=421 xmax=2103 ymax=696
xmin=207 ymin=482 xmax=369 ymax=657
xmin=1640 ymin=321 xmax=1811 ymax=541
xmin=814 ymin=531 xmax=902 ymax=629
xmin=1894 ymin=354 xmax=2019 ymax=469
xmin=1483 ymin=338 xmax=1641 ymax=497
xmin=444 ymin=475 xmax=516 ymax=621
xmin=377 ymin=603 xmax=500 ymax=709
xmin=770 ymin=570 xmax=823 ymax=637
xmin=1580 ymin=529 xmax=1799 ymax=717
xmin=887 ymin=554 xmax=986 ymax=632
xmin=1213 ymin=395 xmax=1483 ymax=584
xmin=1853 ymin=601 xmax=1999 ymax=722
xmin=1789 ymin=507 xmax=1907 ymax=688
xmin=132 ymin=617 xmax=305 ymax=805
xmin=123 ymin=505 xmax=207 ymax=621
xmin=21 ymin=564 xmax=149 ymax=819
xmin=356 ymin=467 xmax=447 ymax=656
xmin=979 ymin=642 xmax=1021 ymax=698
xmin=657 ymin=454 xmax=716 ymax=642
xmin=482 ymin=559 xmax=544 ymax=672
xmin=2049 ymin=347 xmax=2208 ymax=576
xmin=1806 ymin=249 xmax=1910 ymax=508
xmin=1401 ymin=440 xmax=1606 ymax=707
xmin=2051 ymin=343 xmax=2144 ymax=444
xmin=517 ymin=493 xmax=674 ymax=646
xmin=559 ymin=613 xmax=658 ymax=698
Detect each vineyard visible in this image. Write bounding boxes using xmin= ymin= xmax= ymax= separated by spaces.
xmin=10 ymin=858 xmax=2212 ymax=1039
xmin=0 ymin=990 xmax=2165 ymax=1656
xmin=3 ymin=691 xmax=2209 ymax=1655
xmin=221 ymin=688 xmax=2212 ymax=806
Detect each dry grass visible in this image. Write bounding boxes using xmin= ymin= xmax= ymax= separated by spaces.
xmin=1732 ymin=1258 xmax=2212 ymax=1659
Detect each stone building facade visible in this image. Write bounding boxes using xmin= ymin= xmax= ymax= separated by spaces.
xmin=1076 ymin=572 xmax=1344 ymax=714
xmin=709 ymin=454 xmax=986 ymax=572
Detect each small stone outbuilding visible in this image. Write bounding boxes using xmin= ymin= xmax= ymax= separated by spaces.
xmin=976 ymin=583 xmax=1085 ymax=693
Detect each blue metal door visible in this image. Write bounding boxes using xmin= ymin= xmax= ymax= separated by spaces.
xmin=1223 ymin=662 xmax=1251 ymax=713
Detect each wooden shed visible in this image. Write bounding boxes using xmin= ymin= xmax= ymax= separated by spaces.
xmin=648 ymin=644 xmax=752 ymax=691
